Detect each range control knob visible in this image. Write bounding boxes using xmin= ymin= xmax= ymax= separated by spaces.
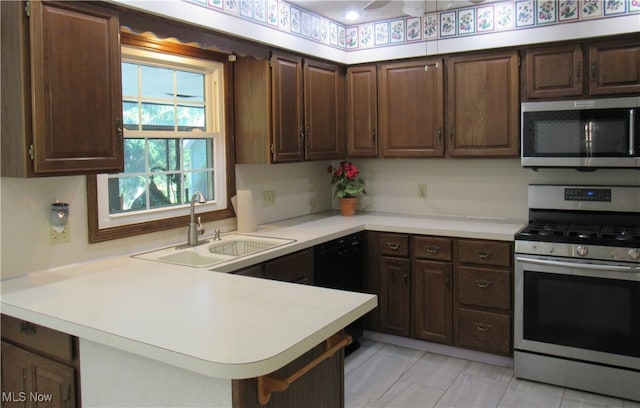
xmin=629 ymin=248 xmax=640 ymax=261
xmin=576 ymin=245 xmax=588 ymax=257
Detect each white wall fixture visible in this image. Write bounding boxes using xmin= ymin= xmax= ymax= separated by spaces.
xmin=49 ymin=201 xmax=70 ymax=243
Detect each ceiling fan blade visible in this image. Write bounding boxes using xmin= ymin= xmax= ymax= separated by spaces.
xmin=363 ymin=0 xmax=390 ymax=10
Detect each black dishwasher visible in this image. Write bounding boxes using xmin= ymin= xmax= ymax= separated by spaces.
xmin=314 ymin=232 xmax=363 ymax=355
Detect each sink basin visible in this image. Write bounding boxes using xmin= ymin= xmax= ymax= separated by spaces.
xmin=133 ymin=234 xmax=295 ymax=268
xmin=208 ymin=235 xmax=295 ymax=257
xmin=133 ymin=244 xmax=234 ymax=268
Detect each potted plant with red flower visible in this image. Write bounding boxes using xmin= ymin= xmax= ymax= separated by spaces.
xmin=327 ymin=161 xmax=366 ymax=216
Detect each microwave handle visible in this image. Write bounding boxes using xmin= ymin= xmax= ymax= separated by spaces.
xmin=630 ymin=109 xmax=636 ymax=156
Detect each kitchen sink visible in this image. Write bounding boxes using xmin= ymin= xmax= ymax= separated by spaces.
xmin=133 ymin=234 xmax=295 ymax=268
xmin=207 ymin=235 xmax=294 ymax=256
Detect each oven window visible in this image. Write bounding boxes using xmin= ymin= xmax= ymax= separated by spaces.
xmin=522 ymin=109 xmax=632 ymax=157
xmin=523 ymin=271 xmax=640 ymax=358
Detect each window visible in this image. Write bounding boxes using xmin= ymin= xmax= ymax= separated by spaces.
xmin=87 ymin=36 xmax=235 ymax=242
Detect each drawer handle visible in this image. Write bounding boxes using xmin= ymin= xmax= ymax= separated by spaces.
xmin=386 ymin=242 xmax=400 ymax=250
xmin=475 ymin=323 xmax=491 ymax=332
xmin=20 ymin=321 xmax=37 ymax=335
xmin=475 ymin=279 xmax=491 ymax=288
xmin=475 ymin=250 xmax=492 ymax=259
xmin=425 ymin=246 xmax=440 ymax=253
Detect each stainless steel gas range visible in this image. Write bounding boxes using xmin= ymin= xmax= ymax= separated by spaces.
xmin=514 ymin=185 xmax=640 ymax=402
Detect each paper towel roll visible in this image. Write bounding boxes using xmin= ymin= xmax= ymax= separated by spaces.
xmin=236 ymin=189 xmax=257 ymax=233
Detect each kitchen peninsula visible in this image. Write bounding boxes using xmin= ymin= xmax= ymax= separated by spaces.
xmin=1 ymin=256 xmax=375 ymax=407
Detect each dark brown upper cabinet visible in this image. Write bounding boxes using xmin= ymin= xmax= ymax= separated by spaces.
xmin=446 ymin=50 xmax=520 ymax=157
xmin=1 ymin=0 xmax=123 ymax=177
xmin=588 ymin=38 xmax=640 ymax=96
xmin=523 ymin=44 xmax=584 ymax=99
xmin=234 ymin=51 xmax=345 ymax=164
xmin=346 ymin=64 xmax=378 ymax=157
xmin=378 ymin=58 xmax=445 ymax=158
xmin=522 ymin=37 xmax=640 ymax=100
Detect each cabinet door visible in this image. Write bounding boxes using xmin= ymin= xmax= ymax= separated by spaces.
xmin=412 ymin=259 xmax=452 ymax=344
xmin=346 ymin=65 xmax=378 ymax=157
xmin=304 ymin=59 xmax=346 ymax=160
xmin=446 ymin=51 xmax=519 ymax=157
xmin=234 ymin=57 xmax=272 ymax=164
xmin=378 ymin=59 xmax=444 ymax=157
xmin=271 ymin=52 xmax=304 ymax=162
xmin=589 ymin=39 xmax=640 ymax=95
xmin=523 ymin=44 xmax=584 ymax=99
xmin=380 ymin=257 xmax=411 ymax=337
xmin=264 ymin=248 xmax=314 ymax=285
xmin=1 ymin=341 xmax=76 ymax=408
xmin=30 ymin=1 xmax=123 ymax=174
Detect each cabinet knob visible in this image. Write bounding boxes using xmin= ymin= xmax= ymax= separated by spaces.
xmin=575 ymin=61 xmax=582 ymax=81
xmin=386 ymin=242 xmax=400 ymax=250
xmin=448 ymin=126 xmax=454 ymax=146
xmin=475 ymin=279 xmax=491 ymax=288
xmin=425 ymin=245 xmax=440 ymax=253
xmin=590 ymin=60 xmax=597 ymax=81
xmin=475 ymin=250 xmax=492 ymax=259
xmin=475 ymin=323 xmax=491 ymax=332
xmin=115 ymin=118 xmax=123 ymax=148
xmin=20 ymin=321 xmax=37 ymax=335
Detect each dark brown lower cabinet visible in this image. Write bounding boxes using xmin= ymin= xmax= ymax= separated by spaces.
xmin=365 ymin=232 xmax=513 ymax=356
xmin=379 ymin=256 xmax=411 ymax=337
xmin=233 ymin=248 xmax=314 ymax=284
xmin=412 ymin=259 xmax=452 ymax=344
xmin=1 ymin=315 xmax=79 ymax=408
xmin=232 ymin=336 xmax=345 ymax=408
xmin=455 ymin=308 xmax=511 ymax=355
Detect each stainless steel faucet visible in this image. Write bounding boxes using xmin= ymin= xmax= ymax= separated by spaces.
xmin=187 ymin=191 xmax=207 ymax=246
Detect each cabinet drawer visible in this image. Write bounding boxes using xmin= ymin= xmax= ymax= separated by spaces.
xmin=458 ymin=266 xmax=511 ymax=311
xmin=378 ymin=233 xmax=409 ymax=257
xmin=1 ymin=315 xmax=74 ymax=363
xmin=456 ymin=308 xmax=511 ymax=355
xmin=413 ymin=236 xmax=452 ymax=261
xmin=457 ymin=239 xmax=512 ymax=267
xmin=264 ymin=248 xmax=314 ymax=284
xmin=233 ymin=264 xmax=265 ymax=278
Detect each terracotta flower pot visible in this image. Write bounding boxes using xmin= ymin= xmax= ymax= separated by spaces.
xmin=339 ymin=197 xmax=358 ymax=216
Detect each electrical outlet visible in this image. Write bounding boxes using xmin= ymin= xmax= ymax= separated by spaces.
xmin=262 ymin=190 xmax=275 ymax=207
xmin=417 ymin=184 xmax=427 ymax=199
xmin=49 ymin=222 xmax=70 ymax=244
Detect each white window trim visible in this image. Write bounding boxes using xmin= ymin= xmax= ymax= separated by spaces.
xmin=97 ymin=45 xmax=227 ymax=230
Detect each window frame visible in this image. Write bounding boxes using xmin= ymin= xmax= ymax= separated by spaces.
xmin=87 ymin=33 xmax=236 ymax=243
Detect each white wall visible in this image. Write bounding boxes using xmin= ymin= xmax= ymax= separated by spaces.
xmin=351 ymin=159 xmax=640 ymax=221
xmin=2 ymin=160 xmax=638 ymax=280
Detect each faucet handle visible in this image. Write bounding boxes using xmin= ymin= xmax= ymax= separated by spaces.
xmin=214 ymin=229 xmax=221 ymax=241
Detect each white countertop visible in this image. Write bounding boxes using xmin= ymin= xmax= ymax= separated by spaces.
xmin=0 ymin=211 xmax=524 ymax=380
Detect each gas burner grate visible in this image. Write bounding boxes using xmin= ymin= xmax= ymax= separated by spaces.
xmin=521 ymin=222 xmax=568 ymax=237
xmin=600 ymin=225 xmax=640 ymax=242
xmin=566 ymin=224 xmax=601 ymax=240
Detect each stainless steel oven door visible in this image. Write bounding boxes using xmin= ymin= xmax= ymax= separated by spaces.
xmin=514 ymin=255 xmax=640 ymax=370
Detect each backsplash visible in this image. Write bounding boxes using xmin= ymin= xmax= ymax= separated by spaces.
xmin=2 ymin=160 xmax=639 ymax=279
xmin=183 ymin=0 xmax=638 ymax=51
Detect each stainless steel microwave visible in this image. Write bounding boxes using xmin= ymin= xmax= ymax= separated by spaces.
xmin=521 ymin=97 xmax=640 ymax=169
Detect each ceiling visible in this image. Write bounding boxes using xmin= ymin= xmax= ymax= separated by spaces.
xmin=287 ymin=1 xmax=496 ymax=25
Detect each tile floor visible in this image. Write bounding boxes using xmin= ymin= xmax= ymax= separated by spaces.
xmin=344 ymin=338 xmax=640 ymax=408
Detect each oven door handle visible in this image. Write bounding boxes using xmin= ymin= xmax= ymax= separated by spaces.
xmin=516 ymin=256 xmax=637 ymax=272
